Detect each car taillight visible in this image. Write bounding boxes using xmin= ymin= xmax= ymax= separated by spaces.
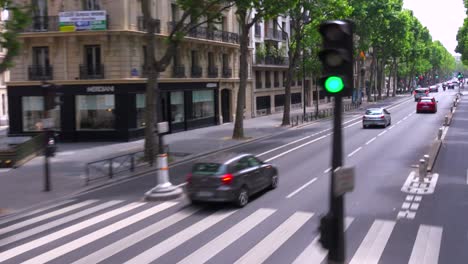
xmin=186 ymin=173 xmax=192 ymax=183
xmin=221 ymin=174 xmax=233 ymax=185
xmin=380 ymin=115 xmax=385 ymax=119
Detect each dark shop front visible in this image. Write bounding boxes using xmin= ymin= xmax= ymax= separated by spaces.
xmin=7 ymin=82 xmax=220 ymax=141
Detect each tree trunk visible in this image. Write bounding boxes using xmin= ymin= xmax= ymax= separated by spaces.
xmin=232 ymin=21 xmax=249 ymax=139
xmin=392 ymin=58 xmax=397 ymax=97
xmin=368 ymin=56 xmax=375 ymax=102
xmin=281 ymin=46 xmax=300 ymax=126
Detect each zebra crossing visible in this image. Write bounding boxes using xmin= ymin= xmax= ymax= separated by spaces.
xmin=0 ymin=199 xmax=445 ymax=264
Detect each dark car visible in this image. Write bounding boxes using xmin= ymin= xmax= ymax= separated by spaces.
xmin=186 ymin=154 xmax=279 ymax=207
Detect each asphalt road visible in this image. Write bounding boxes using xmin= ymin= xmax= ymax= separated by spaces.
xmin=0 ymin=87 xmax=461 ymax=264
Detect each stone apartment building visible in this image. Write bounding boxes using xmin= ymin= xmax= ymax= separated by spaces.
xmin=0 ymin=10 xmax=9 ymax=126
xmin=7 ymin=0 xmax=244 ymax=141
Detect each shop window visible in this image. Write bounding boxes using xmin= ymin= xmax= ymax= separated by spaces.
xmin=76 ymin=94 xmax=115 ymax=130
xmin=192 ymin=90 xmax=214 ymax=120
xmin=136 ymin=94 xmax=146 ymax=128
xmin=22 ymin=96 xmax=44 ymax=131
xmin=171 ymin=91 xmax=185 ymax=124
xmin=83 ymin=0 xmax=100 ymax=10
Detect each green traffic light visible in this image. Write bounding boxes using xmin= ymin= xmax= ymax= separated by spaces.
xmin=324 ymin=76 xmax=344 ymax=93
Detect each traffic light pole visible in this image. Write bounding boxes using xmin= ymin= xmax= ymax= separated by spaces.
xmin=328 ymin=94 xmax=345 ymax=264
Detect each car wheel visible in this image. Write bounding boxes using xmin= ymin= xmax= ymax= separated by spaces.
xmin=362 ymin=124 xmax=367 ymax=129
xmin=270 ymin=175 xmax=279 ymax=189
xmin=235 ymin=187 xmax=249 ymax=208
xmin=189 ymin=199 xmax=202 ymax=206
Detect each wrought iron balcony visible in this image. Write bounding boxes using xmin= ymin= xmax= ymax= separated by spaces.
xmin=191 ymin=65 xmax=202 ymax=78
xmin=28 ymin=65 xmax=53 ymax=80
xmin=21 ymin=16 xmax=58 ymax=32
xmin=173 ymin=65 xmax=185 ymax=78
xmin=265 ymin=81 xmax=272 ymax=88
xmin=167 ymin=22 xmax=239 ymax=44
xmin=208 ymin=66 xmax=218 ymax=78
xmin=274 ymin=81 xmax=280 ymax=87
xmin=79 ymin=64 xmax=105 ymax=79
xmin=255 ymin=55 xmax=289 ymax=66
xmin=137 ymin=16 xmax=161 ymax=33
xmin=222 ymin=67 xmax=232 ymax=78
xmin=256 ymin=82 xmax=263 ymax=89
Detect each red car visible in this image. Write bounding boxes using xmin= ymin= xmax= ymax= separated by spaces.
xmin=416 ymin=97 xmax=437 ymax=113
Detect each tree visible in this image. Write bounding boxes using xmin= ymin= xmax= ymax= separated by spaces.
xmin=232 ymin=0 xmax=292 ymax=139
xmin=0 ymin=1 xmax=30 ymax=74
xmin=456 ymin=0 xmax=468 ymax=65
xmin=140 ymin=0 xmax=234 ymax=164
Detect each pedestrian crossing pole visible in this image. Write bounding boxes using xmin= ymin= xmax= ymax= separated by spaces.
xmin=317 ymin=20 xmax=355 ymax=264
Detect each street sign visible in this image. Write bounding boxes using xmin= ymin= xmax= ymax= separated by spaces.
xmin=333 ymin=166 xmax=355 ymax=197
xmin=157 ymin=122 xmax=169 ymax=134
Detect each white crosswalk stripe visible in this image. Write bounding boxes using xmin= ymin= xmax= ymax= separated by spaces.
xmin=0 ymin=201 xmax=145 ymax=263
xmin=0 ymin=200 xmax=123 ymax=247
xmin=349 ymin=219 xmax=396 ymax=264
xmin=0 ymin=199 xmax=447 ymax=264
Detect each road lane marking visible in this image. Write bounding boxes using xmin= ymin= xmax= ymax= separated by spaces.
xmin=124 ymin=210 xmax=236 ymax=264
xmin=286 ymin=178 xmax=318 ymax=199
xmin=177 ymin=209 xmax=276 ymax=264
xmin=23 ymin=202 xmax=178 ymax=264
xmin=264 ymin=135 xmax=329 ymax=162
xmin=349 ymin=220 xmax=395 ymax=264
xmin=293 ymin=217 xmax=354 ymax=264
xmin=0 ymin=202 xmax=145 ymax=263
xmin=234 ymin=212 xmax=313 ymax=264
xmin=403 ymin=116 xmax=409 ymax=120
xmin=378 ymin=130 xmax=387 ymax=136
xmin=397 ymin=120 xmax=402 ymax=124
xmin=0 ymin=200 xmax=98 ymax=234
xmin=441 ymin=126 xmax=449 ymax=140
xmin=257 ymin=135 xmax=312 ymax=157
xmin=408 ymin=225 xmax=442 ymax=264
xmin=72 ymin=208 xmax=199 ymax=264
xmin=0 ymin=200 xmax=123 ymax=248
xmin=324 ymin=168 xmax=332 ymax=173
xmin=366 ymin=137 xmax=377 ymax=145
xmin=388 ymin=125 xmax=395 ymax=130
xmin=344 ymin=121 xmax=361 ymax=128
xmin=347 ymin=147 xmax=362 ymax=157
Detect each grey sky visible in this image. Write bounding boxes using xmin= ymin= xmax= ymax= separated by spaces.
xmin=403 ymin=0 xmax=466 ymax=55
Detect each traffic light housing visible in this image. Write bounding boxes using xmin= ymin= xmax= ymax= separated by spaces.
xmin=318 ymin=20 xmax=354 ymax=97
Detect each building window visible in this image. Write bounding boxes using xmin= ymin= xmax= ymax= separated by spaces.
xmin=76 ymin=94 xmax=115 ymax=130
xmin=222 ymin=54 xmax=229 ymax=69
xmin=192 ymin=90 xmax=214 ymax=120
xmin=171 ymin=3 xmax=179 ymax=22
xmin=256 ymin=71 xmax=262 ymax=89
xmin=171 ymin=91 xmax=184 ymax=124
xmin=274 ymin=71 xmax=279 ymax=87
xmin=33 ymin=46 xmax=49 ymax=68
xmin=85 ymin=45 xmax=101 ymax=74
xmin=136 ymin=94 xmax=146 ymax=128
xmin=265 ymin=71 xmax=271 ymax=88
xmin=83 ymin=0 xmax=100 ymax=10
xmin=22 ymin=96 xmax=44 ymax=132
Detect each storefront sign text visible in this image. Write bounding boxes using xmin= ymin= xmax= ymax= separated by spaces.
xmin=86 ymin=86 xmax=115 ymax=93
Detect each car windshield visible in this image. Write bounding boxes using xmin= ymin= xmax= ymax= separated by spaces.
xmin=192 ymin=163 xmax=222 ymax=175
xmin=365 ymin=110 xmax=382 ymax=115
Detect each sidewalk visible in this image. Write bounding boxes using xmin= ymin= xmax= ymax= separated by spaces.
xmin=0 ymin=95 xmax=410 ymax=216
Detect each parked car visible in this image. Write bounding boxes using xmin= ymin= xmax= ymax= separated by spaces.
xmin=448 ymin=81 xmax=457 ymax=89
xmin=362 ymin=108 xmax=391 ymax=128
xmin=416 ymin=97 xmax=437 ymax=113
xmin=429 ymin=85 xmax=438 ymax=93
xmin=186 ymin=154 xmax=279 ymax=207
xmin=414 ymin=88 xmax=429 ymax=101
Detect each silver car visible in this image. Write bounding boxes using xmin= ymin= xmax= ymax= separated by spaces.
xmin=362 ymin=108 xmax=391 ymax=128
xmin=186 ymin=153 xmax=279 ymax=207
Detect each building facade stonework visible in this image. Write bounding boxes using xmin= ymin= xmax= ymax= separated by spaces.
xmin=8 ymin=0 xmax=246 ymax=141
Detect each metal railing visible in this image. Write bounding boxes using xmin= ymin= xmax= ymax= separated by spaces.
xmin=289 ymin=102 xmax=361 ymax=126
xmin=255 ymin=55 xmax=289 ymax=66
xmin=191 ymin=65 xmax=202 ymax=78
xmin=265 ymin=28 xmax=283 ymax=41
xmin=28 ymin=65 xmax=53 ymax=80
xmin=222 ymin=67 xmax=232 ymax=78
xmin=79 ymin=64 xmax=105 ymax=79
xmin=167 ymin=22 xmax=239 ymax=44
xmin=173 ymin=65 xmax=185 ymax=78
xmin=137 ymin=16 xmax=161 ymax=33
xmin=208 ymin=66 xmax=218 ymax=78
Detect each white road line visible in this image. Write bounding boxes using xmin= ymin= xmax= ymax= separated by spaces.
xmin=344 ymin=121 xmax=361 ymax=128
xmin=293 ymin=217 xmax=354 ymax=264
xmin=388 ymin=125 xmax=395 ymax=130
xmin=441 ymin=126 xmax=449 ymax=140
xmin=0 ymin=199 xmax=76 ymax=226
xmin=234 ymin=212 xmax=313 ymax=264
xmin=73 ymin=208 xmax=199 ymax=264
xmin=286 ymin=178 xmax=318 ymax=199
xmin=403 ymin=116 xmax=409 ymax=120
xmin=366 ymin=137 xmax=377 ymax=145
xmin=124 ymin=210 xmax=236 ymax=264
xmin=466 ymin=169 xmax=468 ymax=185
xmin=23 ymin=202 xmax=178 ymax=264
xmin=378 ymin=130 xmax=387 ymax=136
xmin=264 ymin=135 xmax=329 ymax=162
xmin=178 ymin=208 xmax=276 ymax=264
xmin=0 ymin=202 xmax=145 ymax=263
xmin=0 ymin=200 xmax=98 ymax=234
xmin=397 ymin=120 xmax=402 ymax=124
xmin=347 ymin=147 xmax=362 ymax=157
xmin=0 ymin=200 xmax=123 ymax=247
xmin=410 ymin=203 xmax=420 ymax=210
xmin=177 ymin=182 xmax=188 ymax=188
xmin=324 ymin=167 xmax=332 ymax=173
xmin=257 ymin=135 xmax=312 ymax=157
xmin=408 ymin=225 xmax=443 ymax=264
xmin=349 ymin=220 xmax=395 ymax=264
xmin=0 ymin=168 xmax=10 ymax=173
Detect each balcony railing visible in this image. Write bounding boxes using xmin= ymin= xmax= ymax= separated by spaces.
xmin=254 ymin=24 xmax=261 ymax=37
xmin=264 ymin=28 xmax=284 ymax=41
xmin=79 ymin=64 xmax=105 ymax=79
xmin=255 ymin=55 xmax=289 ymax=66
xmin=137 ymin=16 xmax=161 ymax=33
xmin=265 ymin=81 xmax=272 ymax=88
xmin=167 ymin=22 xmax=239 ymax=44
xmin=28 ymin=65 xmax=53 ymax=80
xmin=222 ymin=67 xmax=232 ymax=78
xmin=173 ymin=65 xmax=185 ymax=78
xmin=21 ymin=15 xmax=108 ymax=32
xmin=191 ymin=65 xmax=202 ymax=78
xmin=208 ymin=66 xmax=218 ymax=78
xmin=274 ymin=81 xmax=280 ymax=87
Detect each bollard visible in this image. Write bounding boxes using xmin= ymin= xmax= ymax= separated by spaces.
xmin=419 ymin=158 xmax=427 ymax=181
xmin=424 ymin=154 xmax=430 ymax=165
xmin=438 ymin=127 xmax=443 ymax=140
xmin=445 ymin=115 xmax=449 ymax=126
xmin=451 ymin=106 xmax=454 ymax=113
